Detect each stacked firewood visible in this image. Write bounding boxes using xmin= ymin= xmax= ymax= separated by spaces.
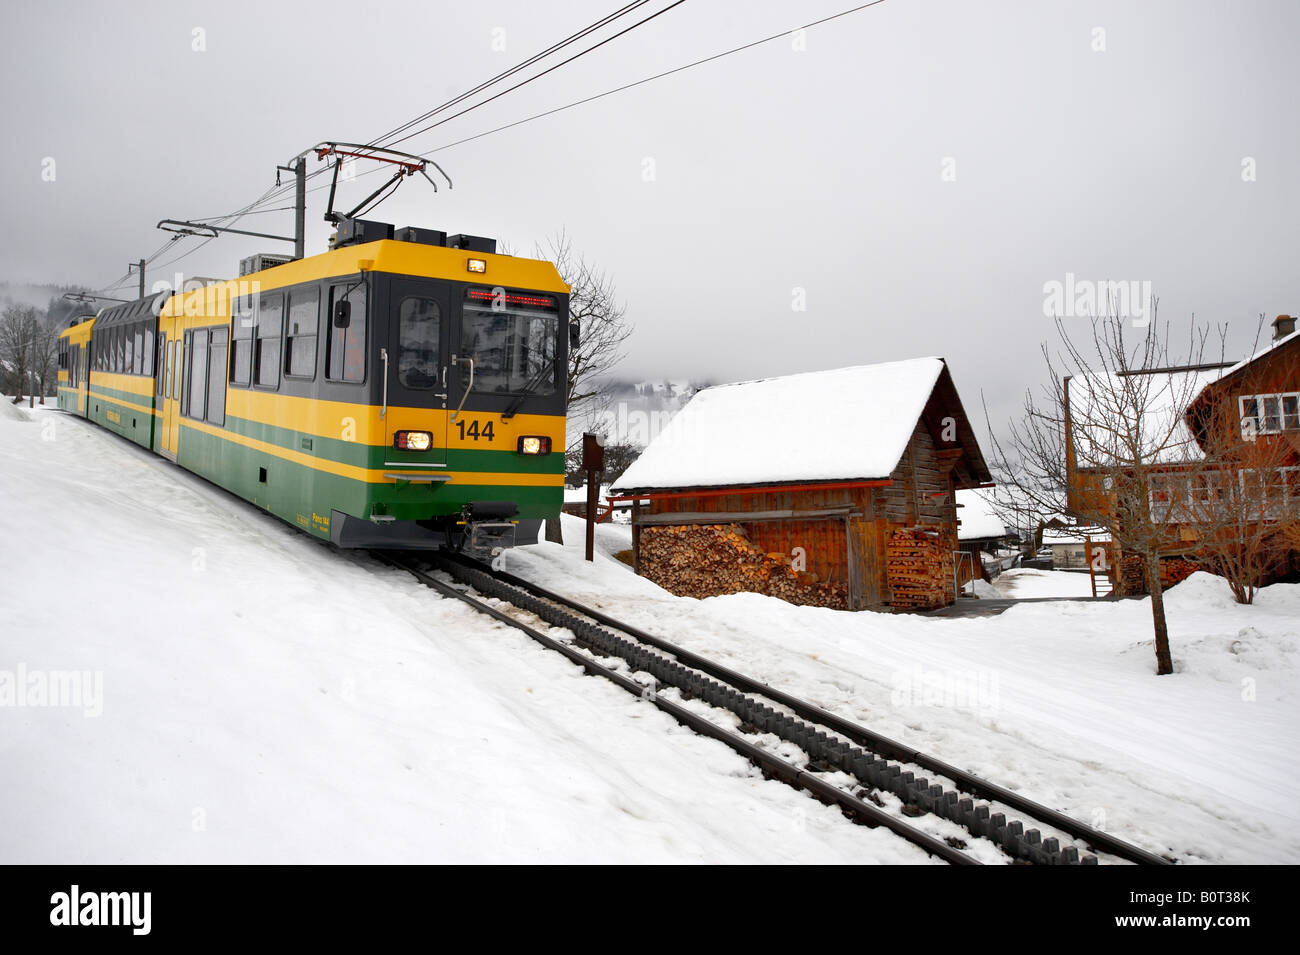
xmin=886 ymin=526 xmax=955 ymax=611
xmin=638 ymin=524 xmax=847 ymax=609
xmin=1117 ymin=553 xmax=1199 ymax=595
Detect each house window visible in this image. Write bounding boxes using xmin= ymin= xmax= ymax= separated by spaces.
xmin=1191 ymin=470 xmax=1231 ymax=506
xmin=1148 ymin=473 xmax=1191 ymax=523
xmin=1238 ymin=466 xmax=1300 ymax=520
xmin=1240 ymin=392 xmax=1300 ymax=437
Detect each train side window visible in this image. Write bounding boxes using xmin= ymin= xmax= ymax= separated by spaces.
xmin=188 ymin=330 xmax=208 ymax=420
xmin=285 ymin=286 xmax=319 ymax=379
xmin=124 ymin=325 xmax=134 ymax=374
xmin=173 ymin=340 xmax=183 ymax=401
xmin=255 ymin=293 xmax=283 ymax=389
xmin=143 ymin=325 xmax=155 ymax=377
xmin=157 ymin=335 xmax=167 ymax=396
xmin=132 ymin=324 xmax=144 ymax=375
xmin=397 ymin=296 xmax=440 ymax=389
xmin=207 ymin=327 xmax=228 ymax=426
xmin=231 ymin=294 xmax=254 ymax=386
xmin=327 ymin=281 xmax=367 ymax=383
xmin=180 ymin=332 xmax=190 ymax=415
xmin=166 ymin=340 xmax=175 ymax=400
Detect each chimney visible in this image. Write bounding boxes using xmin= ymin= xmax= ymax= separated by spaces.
xmin=1273 ymin=314 xmax=1297 ymax=341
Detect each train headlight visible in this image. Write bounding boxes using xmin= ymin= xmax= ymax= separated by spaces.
xmin=394 ymin=430 xmax=433 ymax=451
xmin=518 ymin=436 xmax=551 ymax=455
xmin=467 ymin=258 xmax=487 ymax=274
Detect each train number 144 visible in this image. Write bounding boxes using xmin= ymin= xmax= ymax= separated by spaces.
xmin=456 ymin=419 xmax=495 ymax=441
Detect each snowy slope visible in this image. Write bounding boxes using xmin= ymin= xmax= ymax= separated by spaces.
xmin=0 ymin=405 xmax=930 ymax=864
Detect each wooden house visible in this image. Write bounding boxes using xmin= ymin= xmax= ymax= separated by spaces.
xmin=1065 ymin=315 xmax=1300 ymax=594
xmin=608 ymin=358 xmax=992 ymax=611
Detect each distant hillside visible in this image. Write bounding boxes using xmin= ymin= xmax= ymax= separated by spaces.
xmin=1 ymin=280 xmax=96 ymax=327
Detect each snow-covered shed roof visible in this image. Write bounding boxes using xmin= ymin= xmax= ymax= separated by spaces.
xmin=1068 ymin=369 xmax=1221 ymax=467
xmin=955 ymin=488 xmax=1005 ymax=541
xmin=612 ymin=357 xmax=981 ymax=493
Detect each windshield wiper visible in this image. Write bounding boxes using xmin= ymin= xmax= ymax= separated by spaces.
xmin=502 ymin=360 xmax=556 ymax=419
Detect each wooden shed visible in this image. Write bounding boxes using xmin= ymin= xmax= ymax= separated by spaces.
xmin=608 ymin=358 xmax=992 ymax=611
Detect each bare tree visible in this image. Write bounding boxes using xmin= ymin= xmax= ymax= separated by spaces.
xmin=0 ymin=304 xmax=41 ymax=402
xmin=31 ymin=314 xmax=59 ymax=404
xmin=527 ymin=230 xmax=634 ymax=544
xmin=984 ymin=304 xmax=1223 ymax=675
xmin=537 ymin=229 xmax=634 ymax=415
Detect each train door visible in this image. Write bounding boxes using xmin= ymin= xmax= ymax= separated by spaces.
xmin=78 ymin=345 xmax=90 ymax=415
xmin=384 ymin=279 xmax=448 ymax=465
xmin=160 ymin=327 xmax=181 ymax=460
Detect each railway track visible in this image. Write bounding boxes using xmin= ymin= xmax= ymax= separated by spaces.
xmin=377 ymin=549 xmax=1173 ymax=867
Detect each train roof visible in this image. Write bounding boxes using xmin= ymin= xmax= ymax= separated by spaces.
xmin=161 ymin=238 xmax=569 ymax=318
xmin=92 ymin=292 xmax=172 ymax=330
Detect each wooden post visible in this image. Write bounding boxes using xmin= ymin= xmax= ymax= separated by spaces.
xmin=632 ymin=501 xmax=641 ymax=573
xmin=582 ymin=432 xmax=605 ymax=562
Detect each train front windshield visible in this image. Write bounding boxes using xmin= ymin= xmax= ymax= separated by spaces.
xmin=460 ymin=296 xmax=560 ymax=395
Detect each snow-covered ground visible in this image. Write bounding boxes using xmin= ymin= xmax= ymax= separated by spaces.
xmin=4 ymin=403 xmax=1298 ymax=863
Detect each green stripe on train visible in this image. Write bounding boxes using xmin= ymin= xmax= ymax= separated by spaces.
xmin=174 ymin=423 xmax=560 ymax=533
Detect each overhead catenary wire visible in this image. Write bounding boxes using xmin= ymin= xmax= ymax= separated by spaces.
xmin=112 ymin=2 xmax=676 ymax=285
xmin=362 ymin=0 xmax=657 ymax=150
xmin=100 ymin=0 xmax=887 ymax=286
xmin=380 ymin=0 xmax=688 ymax=150
xmin=199 ymin=2 xmax=674 ymax=218
xmin=234 ymin=0 xmax=892 ymax=213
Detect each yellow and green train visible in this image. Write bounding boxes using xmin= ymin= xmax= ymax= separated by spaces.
xmin=57 ymin=220 xmax=570 ymax=552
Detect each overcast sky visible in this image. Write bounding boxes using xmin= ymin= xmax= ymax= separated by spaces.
xmin=2 ymin=0 xmax=1296 ymax=430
